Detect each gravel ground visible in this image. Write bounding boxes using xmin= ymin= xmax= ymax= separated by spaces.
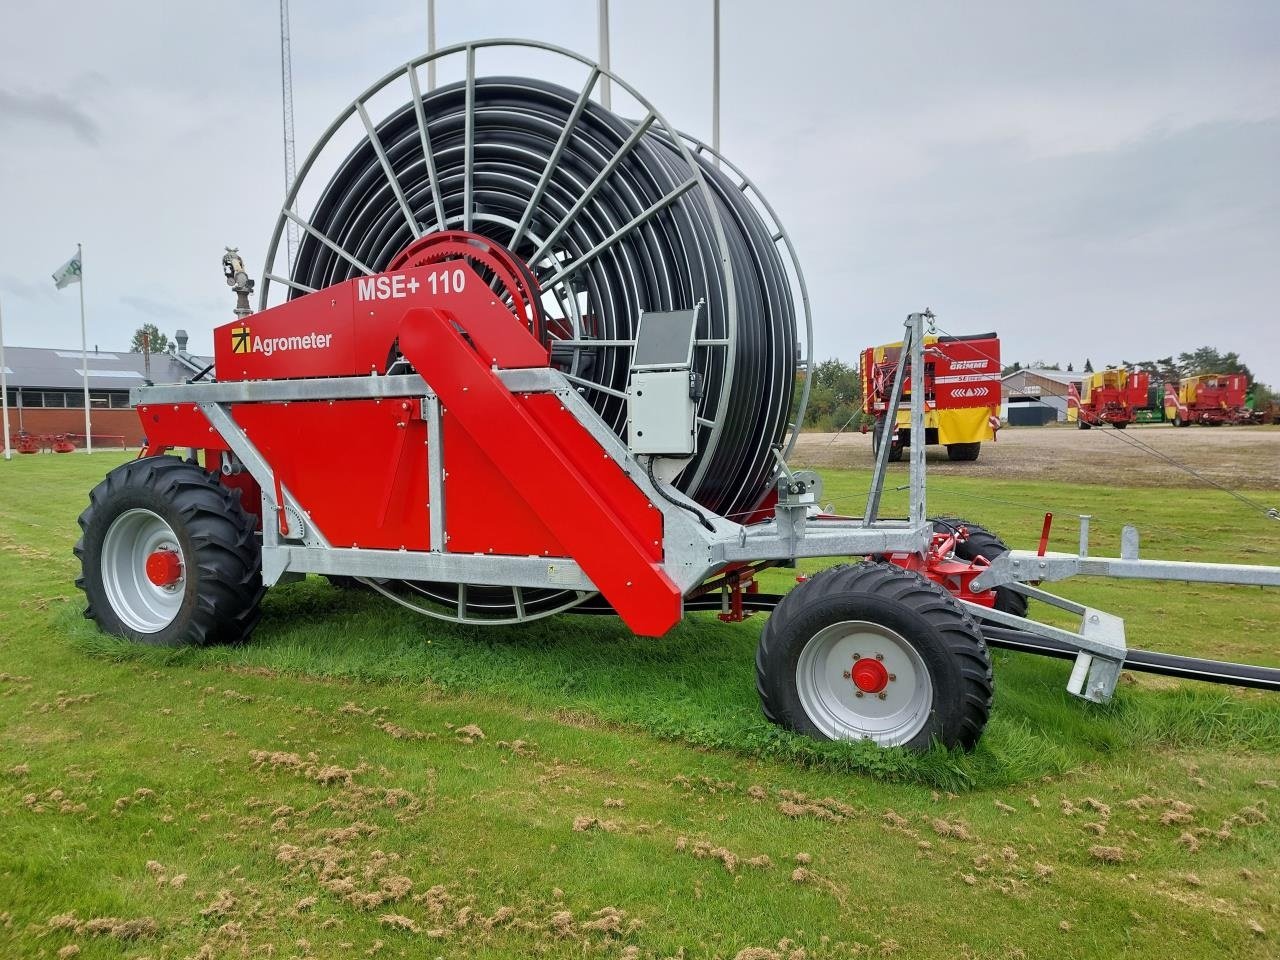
xmin=791 ymin=423 xmax=1280 ymax=490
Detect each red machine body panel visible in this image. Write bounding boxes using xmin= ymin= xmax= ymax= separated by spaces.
xmin=398 ymin=306 xmax=680 ymax=636
xmin=231 ymin=399 xmax=431 ymax=550
xmin=861 ymin=334 xmax=1001 ymax=413
xmin=141 ymin=248 xmax=679 ymax=635
xmin=442 ymin=412 xmax=568 ymax=557
xmin=212 ymin=263 xmax=548 ymax=382
xmin=927 ymin=336 xmax=1002 ymax=409
xmin=137 ymin=402 xmax=227 ymax=454
xmin=441 ymin=396 xmax=663 ymax=559
xmin=518 ymin=393 xmax=663 ymax=562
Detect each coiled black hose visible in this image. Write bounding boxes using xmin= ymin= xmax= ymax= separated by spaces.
xmin=291 ymin=75 xmax=797 ymax=519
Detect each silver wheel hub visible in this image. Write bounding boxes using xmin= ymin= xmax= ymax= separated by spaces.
xmin=795 ymin=620 xmax=933 ymax=746
xmin=100 ymin=508 xmax=186 ymax=633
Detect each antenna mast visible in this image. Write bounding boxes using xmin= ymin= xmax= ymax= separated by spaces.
xmin=279 ymin=0 xmax=299 ymax=272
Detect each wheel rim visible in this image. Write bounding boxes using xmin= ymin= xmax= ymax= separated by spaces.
xmin=100 ymin=508 xmax=186 ymax=633
xmin=795 ymin=620 xmax=933 ymax=746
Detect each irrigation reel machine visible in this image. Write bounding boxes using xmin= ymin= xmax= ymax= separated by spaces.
xmin=75 ymin=41 xmax=1280 ymax=752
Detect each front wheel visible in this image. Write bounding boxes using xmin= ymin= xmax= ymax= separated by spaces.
xmin=75 ymin=456 xmax=264 ymax=646
xmin=1077 ymin=419 xmax=1091 ymax=430
xmin=756 ymin=563 xmax=993 ymax=751
xmin=1113 ymin=421 xmax=1127 ymax=430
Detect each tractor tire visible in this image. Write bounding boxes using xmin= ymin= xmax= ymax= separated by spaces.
xmin=75 ymin=456 xmax=264 ymax=646
xmin=1113 ymin=422 xmax=1127 ymax=430
xmin=946 ymin=442 xmax=981 ymax=462
xmin=1173 ymin=414 xmax=1185 ymax=427
xmin=871 ymin=420 xmax=904 ymax=462
xmin=930 ymin=517 xmax=1028 ymax=618
xmin=1077 ymin=419 xmax=1091 ymax=430
xmin=756 ymin=563 xmax=992 ymax=751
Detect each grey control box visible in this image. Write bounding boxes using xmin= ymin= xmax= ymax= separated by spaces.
xmin=626 ymin=306 xmax=701 ymax=457
xmin=627 ymin=370 xmax=697 ymax=455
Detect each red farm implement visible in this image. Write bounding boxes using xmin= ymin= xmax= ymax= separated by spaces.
xmin=1071 ymin=368 xmax=1150 ymax=429
xmin=1164 ymin=374 xmax=1251 ymax=426
xmin=73 ymin=41 xmax=1280 ymax=754
xmin=860 ymin=332 xmax=1002 ymax=462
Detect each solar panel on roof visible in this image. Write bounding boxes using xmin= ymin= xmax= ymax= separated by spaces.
xmin=57 ymin=350 xmax=120 ymax=361
xmin=75 ymin=369 xmax=144 ymax=379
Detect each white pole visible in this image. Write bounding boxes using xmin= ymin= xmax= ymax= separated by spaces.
xmin=78 ymin=242 xmax=92 ymax=454
xmin=0 ymin=296 xmax=11 ymax=461
xmin=598 ymin=0 xmax=611 ymax=109
xmin=712 ymin=0 xmax=720 ymax=167
xmin=427 ymin=0 xmax=437 ymax=91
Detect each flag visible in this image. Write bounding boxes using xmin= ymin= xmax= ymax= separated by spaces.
xmin=52 ymin=250 xmax=82 ymax=289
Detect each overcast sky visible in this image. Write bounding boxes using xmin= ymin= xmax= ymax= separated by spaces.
xmin=1 ymin=1 xmax=1277 ymax=382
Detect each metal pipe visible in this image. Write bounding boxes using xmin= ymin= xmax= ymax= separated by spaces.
xmin=426 ymin=0 xmax=436 ymax=91
xmin=979 ymin=625 xmax=1280 ymax=692
xmin=711 ymin=0 xmax=720 ymax=167
xmin=598 ymin=0 xmax=611 ymax=109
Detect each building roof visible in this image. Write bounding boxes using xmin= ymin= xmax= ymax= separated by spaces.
xmin=1002 ymin=367 xmax=1081 ymax=385
xmin=2 ymin=343 xmax=210 ymax=391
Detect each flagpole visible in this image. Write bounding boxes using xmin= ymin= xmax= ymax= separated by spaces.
xmin=78 ymin=242 xmax=92 ymax=454
xmin=0 ymin=295 xmax=11 ymax=461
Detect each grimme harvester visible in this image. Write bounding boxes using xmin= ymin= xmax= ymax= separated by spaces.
xmin=1164 ymin=374 xmax=1250 ymax=427
xmin=860 ymin=334 xmax=1002 ymax=462
xmin=74 ymin=42 xmax=1280 ymax=752
xmin=1072 ymin=368 xmax=1150 ymax=429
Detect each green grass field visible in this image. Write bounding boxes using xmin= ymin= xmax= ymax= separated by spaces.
xmin=1 ymin=451 xmax=1277 ymax=958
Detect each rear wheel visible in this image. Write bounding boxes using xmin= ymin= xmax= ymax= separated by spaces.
xmin=756 ymin=563 xmax=992 ymax=751
xmin=946 ymin=442 xmax=981 ymax=461
xmin=75 ymin=456 xmax=263 ymax=646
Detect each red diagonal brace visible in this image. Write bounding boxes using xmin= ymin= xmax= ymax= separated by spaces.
xmin=398 ymin=306 xmax=683 ymax=637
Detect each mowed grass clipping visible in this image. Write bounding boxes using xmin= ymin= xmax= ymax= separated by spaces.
xmin=1 ymin=448 xmax=1279 ymax=959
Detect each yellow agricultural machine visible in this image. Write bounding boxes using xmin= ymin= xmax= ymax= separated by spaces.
xmin=860 ymin=333 xmax=1001 ymax=461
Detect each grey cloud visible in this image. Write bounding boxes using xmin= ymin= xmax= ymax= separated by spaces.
xmin=119 ymin=295 xmax=190 ymax=320
xmin=0 ymin=273 xmax=57 ymax=304
xmin=0 ymin=89 xmax=100 ymax=145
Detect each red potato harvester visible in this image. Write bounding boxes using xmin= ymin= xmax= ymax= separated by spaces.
xmin=75 ymin=41 xmax=1280 ymax=752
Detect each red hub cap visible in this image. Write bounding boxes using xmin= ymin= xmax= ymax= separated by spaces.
xmin=145 ymin=549 xmax=183 ymax=588
xmin=851 ymin=657 xmax=890 ymax=694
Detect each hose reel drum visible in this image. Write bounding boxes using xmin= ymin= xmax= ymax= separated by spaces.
xmin=259 ymin=39 xmax=813 ymax=622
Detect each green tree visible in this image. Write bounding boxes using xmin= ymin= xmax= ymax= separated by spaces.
xmin=130 ymin=324 xmax=170 ymax=354
xmin=1177 ymin=346 xmax=1251 ymax=379
xmin=797 ymin=358 xmax=864 ymax=431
